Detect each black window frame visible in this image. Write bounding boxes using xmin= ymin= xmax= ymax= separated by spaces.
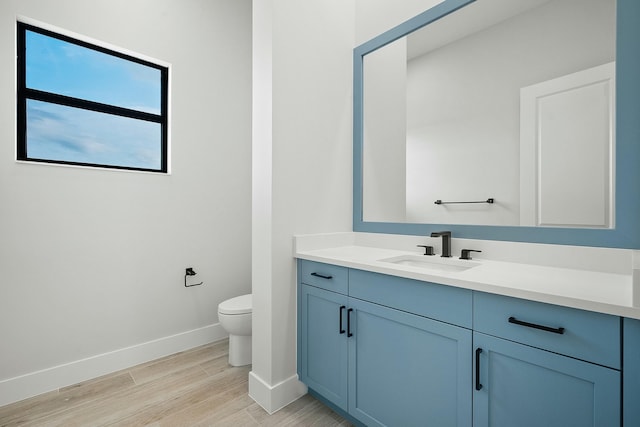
xmin=16 ymin=21 xmax=169 ymax=173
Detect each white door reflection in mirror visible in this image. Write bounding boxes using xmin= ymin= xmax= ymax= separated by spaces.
xmin=520 ymin=62 xmax=615 ymax=228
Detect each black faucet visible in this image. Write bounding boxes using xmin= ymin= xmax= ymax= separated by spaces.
xmin=430 ymin=231 xmax=452 ymax=257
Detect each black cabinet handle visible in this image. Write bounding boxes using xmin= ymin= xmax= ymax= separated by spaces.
xmin=508 ymin=316 xmax=565 ymax=335
xmin=339 ymin=306 xmax=346 ymax=334
xmin=475 ymin=348 xmax=483 ymax=391
xmin=347 ymin=308 xmax=354 ymax=337
xmin=310 ymin=272 xmax=333 ymax=280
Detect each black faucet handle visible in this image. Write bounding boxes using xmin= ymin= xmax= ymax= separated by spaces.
xmin=417 ymin=245 xmax=435 ymax=256
xmin=460 ymin=249 xmax=481 ymax=260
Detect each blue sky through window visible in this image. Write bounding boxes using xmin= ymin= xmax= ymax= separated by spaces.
xmin=22 ymin=27 xmax=166 ymax=171
xmin=27 ymin=100 xmax=161 ymax=170
xmin=26 ymin=30 xmax=161 ymax=113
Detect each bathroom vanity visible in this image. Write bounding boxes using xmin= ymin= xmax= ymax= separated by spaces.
xmin=295 ymin=233 xmax=640 ymax=427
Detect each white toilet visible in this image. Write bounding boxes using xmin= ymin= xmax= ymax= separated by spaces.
xmin=218 ymin=294 xmax=252 ymax=366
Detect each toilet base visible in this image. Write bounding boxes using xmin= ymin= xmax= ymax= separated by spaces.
xmin=228 ymin=334 xmax=252 ymax=366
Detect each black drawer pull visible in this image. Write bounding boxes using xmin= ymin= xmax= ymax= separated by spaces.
xmin=475 ymin=348 xmax=483 ymax=391
xmin=508 ymin=316 xmax=565 ymax=335
xmin=339 ymin=306 xmax=346 ymax=334
xmin=347 ymin=308 xmax=354 ymax=337
xmin=310 ymin=272 xmax=333 ymax=280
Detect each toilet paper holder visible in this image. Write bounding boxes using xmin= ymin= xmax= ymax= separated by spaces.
xmin=185 ymin=267 xmax=203 ymax=287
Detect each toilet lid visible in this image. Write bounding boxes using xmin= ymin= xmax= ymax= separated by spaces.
xmin=218 ymin=294 xmax=252 ymax=315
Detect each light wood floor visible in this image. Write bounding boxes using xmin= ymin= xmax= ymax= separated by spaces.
xmin=0 ymin=340 xmax=351 ymax=426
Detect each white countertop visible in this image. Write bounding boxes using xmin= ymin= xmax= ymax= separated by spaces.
xmin=294 ymin=235 xmax=640 ymax=319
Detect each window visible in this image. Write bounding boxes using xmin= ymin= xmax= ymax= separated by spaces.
xmin=17 ymin=22 xmax=169 ymax=172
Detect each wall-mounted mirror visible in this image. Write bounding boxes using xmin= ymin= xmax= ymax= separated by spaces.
xmin=353 ymin=0 xmax=640 ymax=248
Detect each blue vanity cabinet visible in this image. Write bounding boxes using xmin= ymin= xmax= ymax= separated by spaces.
xmin=298 ymin=259 xmax=624 ymax=426
xmin=473 ymin=332 xmax=620 ymax=427
xmin=297 ymin=260 xmax=473 ymax=427
xmin=346 ymin=269 xmax=473 ymax=426
xmin=299 ymin=283 xmax=349 ymax=409
xmin=298 ymin=261 xmax=350 ymax=410
xmin=347 ymin=296 xmax=472 ymax=427
xmin=473 ymin=293 xmax=621 ymax=427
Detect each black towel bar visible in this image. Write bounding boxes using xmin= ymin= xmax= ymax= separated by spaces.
xmin=434 ymin=198 xmax=494 ymax=205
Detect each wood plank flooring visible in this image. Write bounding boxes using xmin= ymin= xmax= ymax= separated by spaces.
xmin=0 ymin=340 xmax=351 ymax=426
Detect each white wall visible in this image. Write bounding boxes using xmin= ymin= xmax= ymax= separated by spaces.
xmin=355 ymin=0 xmax=443 ymax=45
xmin=251 ymin=0 xmax=354 ymax=413
xmin=362 ymin=39 xmax=407 ymax=223
xmin=0 ymin=0 xmax=252 ymax=406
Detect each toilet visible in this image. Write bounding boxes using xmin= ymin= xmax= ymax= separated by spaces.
xmin=218 ymin=294 xmax=252 ymax=366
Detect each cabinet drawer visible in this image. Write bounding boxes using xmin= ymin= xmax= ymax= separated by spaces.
xmin=474 ymin=292 xmax=620 ymax=369
xmin=349 ymin=269 xmax=472 ymax=328
xmin=298 ymin=260 xmax=348 ymax=294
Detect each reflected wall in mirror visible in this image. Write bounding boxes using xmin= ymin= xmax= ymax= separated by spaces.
xmin=362 ymin=0 xmax=616 ymax=228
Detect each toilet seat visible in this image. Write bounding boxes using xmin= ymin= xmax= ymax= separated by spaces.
xmin=218 ymin=294 xmax=252 ymax=315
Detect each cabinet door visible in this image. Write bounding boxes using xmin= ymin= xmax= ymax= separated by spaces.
xmin=473 ymin=332 xmax=620 ymax=427
xmin=299 ymin=284 xmax=349 ymax=410
xmin=348 ymin=298 xmax=472 ymax=427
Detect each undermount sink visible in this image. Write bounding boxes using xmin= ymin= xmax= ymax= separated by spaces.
xmin=379 ymin=255 xmax=480 ymax=273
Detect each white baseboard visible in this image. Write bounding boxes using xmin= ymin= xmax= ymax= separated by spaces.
xmin=248 ymin=370 xmax=307 ymax=414
xmin=0 ymin=323 xmax=227 ymax=407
